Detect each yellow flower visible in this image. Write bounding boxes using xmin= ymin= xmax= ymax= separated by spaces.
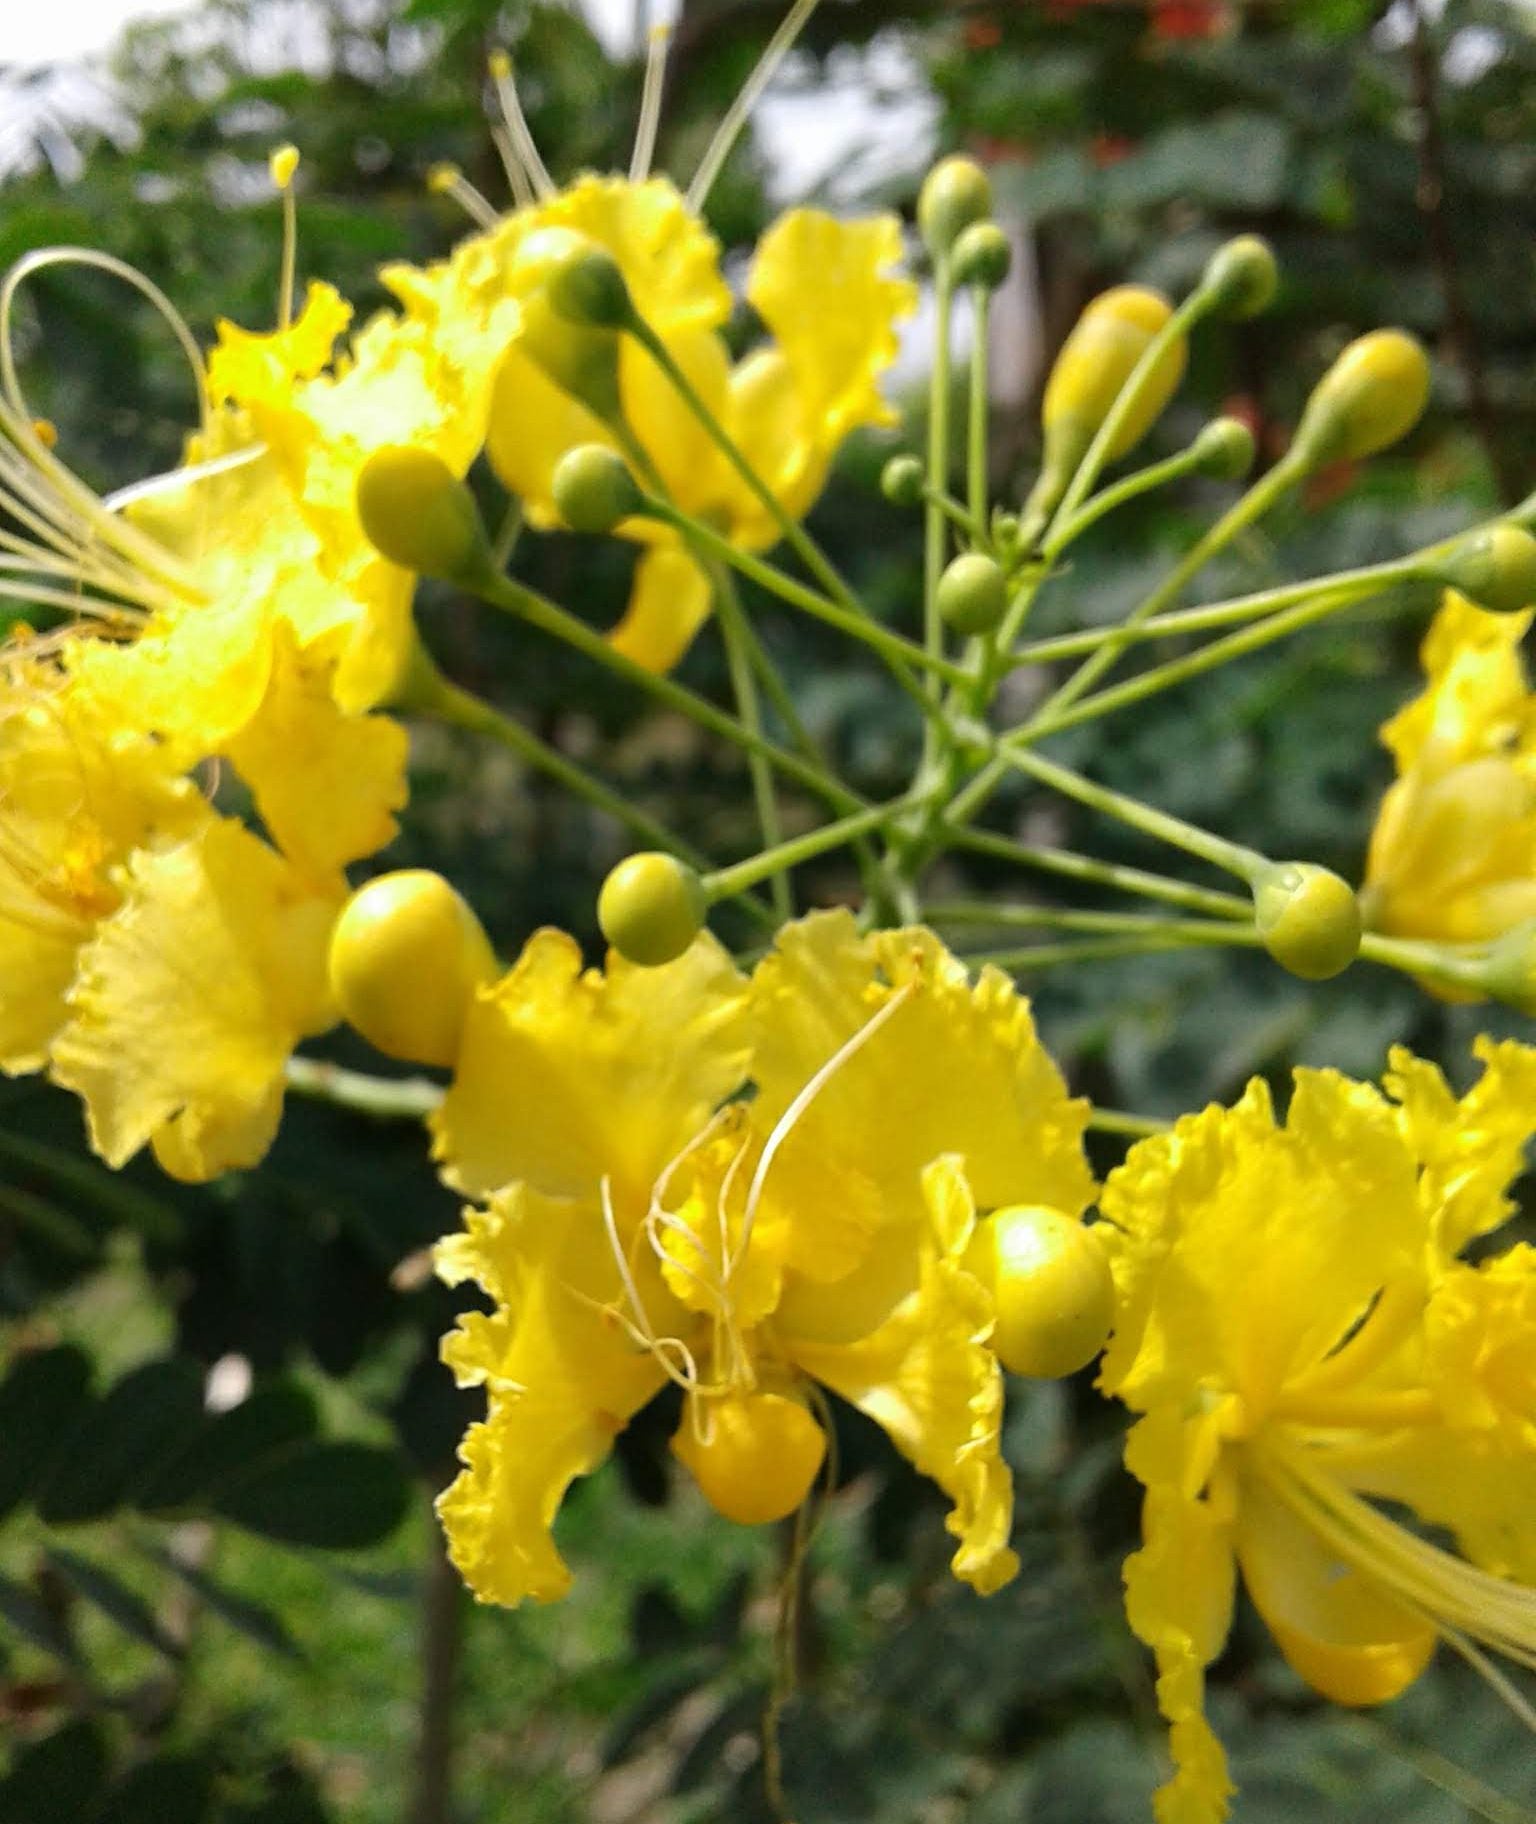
xmin=0 ymin=655 xmax=204 ymax=1073
xmin=1362 ymin=592 xmax=1536 ymax=948
xmin=0 ymin=277 xmax=410 ymax=1180
xmin=1097 ymin=1038 xmax=1536 ymax=1824
xmin=386 ymin=175 xmax=915 ymax=671
xmin=432 ymin=910 xmax=1093 ymax=1606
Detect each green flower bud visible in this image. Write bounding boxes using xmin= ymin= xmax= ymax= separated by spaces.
xmin=936 ymin=551 xmax=1008 ymax=636
xmin=329 ymin=870 xmax=498 ymax=1066
xmin=881 ymin=454 xmax=926 ymax=507
xmin=1430 ymin=524 xmax=1536 ymax=617
xmin=969 ymin=1206 xmax=1115 ymax=1380
xmin=950 ymin=221 xmax=1012 ymax=291
xmin=355 ymin=447 xmax=487 ymax=580
xmin=545 ymin=240 xmax=635 ymax=331
xmin=1290 ymin=329 xmax=1431 ymax=469
xmin=1481 ymin=919 xmax=1536 ymax=1016
xmin=1253 ymin=861 xmax=1362 ymax=981
xmin=918 ymin=155 xmax=992 ymax=262
xmin=1190 ymin=416 xmax=1257 ymax=480
xmin=597 ymin=852 xmax=707 ymax=967
xmin=551 ymin=445 xmax=646 ymax=534
xmin=507 ymin=227 xmax=623 ymax=422
xmin=1201 ymin=235 xmax=1279 ymax=320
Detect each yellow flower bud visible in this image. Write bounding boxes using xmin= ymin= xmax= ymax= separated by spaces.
xmin=1290 ymin=329 xmax=1431 ymax=469
xmin=355 ymin=447 xmax=487 ymax=581
xmin=328 ymin=871 xmax=498 ymax=1067
xmin=950 ymin=221 xmax=1012 ymax=292
xmin=1042 ymin=286 xmax=1186 ymax=466
xmin=672 ymin=1391 xmax=826 ymax=1526
xmin=551 ymin=446 xmax=646 ymax=534
xmin=1190 ymin=416 xmax=1257 ymax=480
xmin=597 ymin=852 xmax=707 ymax=967
xmin=970 ymin=1206 xmax=1115 ymax=1380
xmin=1253 ymin=862 xmax=1362 ymax=981
xmin=1201 ymin=234 xmax=1278 ymax=320
xmin=936 ymin=552 xmax=1008 ymax=636
xmin=880 ymin=453 xmax=925 ymax=507
xmin=1431 ymin=525 xmax=1536 ymax=617
xmin=506 ymin=227 xmax=623 ymax=422
xmin=918 ymin=155 xmax=993 ymax=262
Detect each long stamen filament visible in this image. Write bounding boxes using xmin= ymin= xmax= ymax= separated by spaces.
xmin=488 ymin=51 xmax=555 ymax=200
xmin=630 ymin=24 xmax=671 ymax=183
xmin=687 ymin=0 xmax=823 ymax=210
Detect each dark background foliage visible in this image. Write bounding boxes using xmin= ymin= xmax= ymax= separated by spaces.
xmin=1 ymin=2 xmax=1533 ymax=1818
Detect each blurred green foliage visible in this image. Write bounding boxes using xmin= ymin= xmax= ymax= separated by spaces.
xmin=2 ymin=1 xmax=1534 ymax=1819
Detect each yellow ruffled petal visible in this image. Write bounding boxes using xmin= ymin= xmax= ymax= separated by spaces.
xmin=608 ymin=544 xmax=714 ymax=673
xmin=1380 ymin=592 xmax=1533 ymax=778
xmin=1424 ymin=1247 xmax=1536 ymax=1436
xmin=789 ymin=1157 xmax=1018 ymax=1595
xmin=1384 ymin=1036 xmax=1536 ymax=1259
xmin=1235 ymin=1467 xmax=1435 ymax=1706
xmin=206 ymin=281 xmax=354 ymax=407
xmin=47 ymin=819 xmax=340 ymax=1181
xmin=436 ymin=1182 xmax=669 ymax=1605
xmin=226 ymin=620 xmax=408 ymax=878
xmin=431 ymin=928 xmax=750 ymax=1203
xmin=1098 ymin=1071 xmax=1421 ymax=1416
xmin=746 ymin=210 xmax=915 ymax=450
xmin=1120 ymin=1411 xmax=1238 ymax=1824
xmin=747 ymin=910 xmax=1093 ymax=1290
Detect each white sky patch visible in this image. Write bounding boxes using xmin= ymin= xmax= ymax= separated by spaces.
xmin=0 ymin=0 xmax=197 ymax=67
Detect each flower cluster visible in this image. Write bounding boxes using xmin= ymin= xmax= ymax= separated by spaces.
xmin=6 ymin=10 xmax=1536 ymax=1821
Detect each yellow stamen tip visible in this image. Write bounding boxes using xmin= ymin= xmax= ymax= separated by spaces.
xmin=427 ymin=162 xmax=462 ymax=195
xmin=30 ymin=418 xmax=58 ymax=449
xmin=648 ymin=22 xmax=670 ymax=42
xmin=269 ymin=144 xmax=300 ymax=190
xmin=488 ymin=48 xmax=512 ymax=81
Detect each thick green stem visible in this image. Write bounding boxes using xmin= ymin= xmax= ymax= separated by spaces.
xmin=1043 ymin=442 xmax=1213 ymax=559
xmin=1049 ymin=287 xmax=1214 ymax=529
xmin=286 ymin=1058 xmax=444 ymax=1119
xmin=926 ymin=268 xmax=955 ymax=687
xmin=938 ymin=826 xmax=1252 ymax=919
xmin=703 ymin=792 xmax=921 ymax=904
xmin=1033 ymin=452 xmax=1307 ymax=726
xmin=625 ymin=316 xmax=862 ymax=614
xmin=465 ymin=566 xmax=864 ymax=815
xmin=1005 ymin=745 xmax=1268 ymax=885
xmin=967 ymin=286 xmax=990 ymax=530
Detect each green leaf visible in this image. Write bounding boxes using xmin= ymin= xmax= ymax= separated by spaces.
xmin=0 ymin=1128 xmax=182 ymax=1244
xmin=137 ymin=1381 xmax=320 ymax=1513
xmin=214 ymin=1442 xmax=412 ymax=1549
xmin=0 ymin=1718 xmax=109 ymax=1823
xmin=0 ymin=1343 xmax=93 ymax=1523
xmin=46 ymin=1546 xmax=184 ymax=1662
xmin=94 ymin=1754 xmax=216 ymax=1824
xmin=0 ymin=1569 xmax=82 ymax=1669
xmin=138 ymin=1542 xmax=303 ymax=1662
xmin=37 ymin=1358 xmax=205 ymax=1525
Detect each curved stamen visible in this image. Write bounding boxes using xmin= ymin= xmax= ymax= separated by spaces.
xmin=630 ymin=23 xmax=671 ymax=183
xmin=488 ymin=50 xmax=555 ymax=201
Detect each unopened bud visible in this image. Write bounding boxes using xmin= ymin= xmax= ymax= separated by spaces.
xmin=552 ymin=446 xmax=645 ymax=533
xmin=937 ymin=552 xmax=1008 ymax=636
xmin=950 ymin=221 xmax=1012 ymax=291
xmin=508 ymin=227 xmax=623 ymax=421
xmin=356 ymin=447 xmax=487 ymax=580
xmin=969 ymin=1206 xmax=1115 ymax=1380
xmin=597 ymin=852 xmax=707 ymax=967
xmin=1201 ymin=235 xmax=1278 ymax=320
xmin=1253 ymin=861 xmax=1362 ymax=981
xmin=672 ymin=1391 xmax=826 ymax=1526
xmin=1482 ymin=919 xmax=1536 ymax=1016
xmin=1291 ymin=329 xmax=1431 ymax=469
xmin=1043 ymin=286 xmax=1186 ymax=466
xmin=546 ymin=241 xmax=635 ymax=331
xmin=1430 ymin=525 xmax=1536 ymax=617
xmin=1191 ymin=416 xmax=1256 ymax=480
xmin=881 ymin=454 xmax=925 ymax=507
xmin=329 ymin=870 xmax=498 ymax=1066
xmin=918 ymin=155 xmax=993 ymax=262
